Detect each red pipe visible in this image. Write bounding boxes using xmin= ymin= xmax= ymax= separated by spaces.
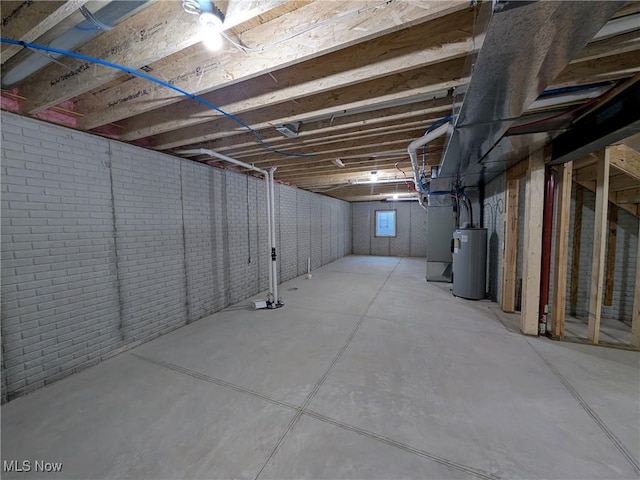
xmin=539 ymin=167 xmax=556 ymax=335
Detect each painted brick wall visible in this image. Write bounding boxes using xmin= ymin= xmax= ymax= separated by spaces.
xmin=181 ymin=162 xmax=218 ymax=322
xmin=567 ymin=185 xmax=639 ymax=322
xmin=279 ymin=184 xmax=298 ymax=282
xmin=351 ymin=201 xmax=427 ymax=257
xmin=110 ymin=142 xmax=188 ymax=343
xmin=296 ymin=190 xmax=312 ymax=276
xmin=1 ymin=115 xmax=121 ymax=400
xmin=310 ymin=194 xmax=323 ymax=269
xmin=1 ymin=112 xmax=351 ymax=401
xmin=409 ymin=203 xmax=427 ymax=257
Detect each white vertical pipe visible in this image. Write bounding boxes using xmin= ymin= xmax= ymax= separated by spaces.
xmin=269 ymin=167 xmax=279 ymax=304
xmin=264 ymin=170 xmax=274 ymax=302
xmin=175 ymin=148 xmax=277 ymax=303
xmin=307 ymin=257 xmax=311 ymax=275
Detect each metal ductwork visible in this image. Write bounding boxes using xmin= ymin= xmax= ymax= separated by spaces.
xmin=1 ymin=0 xmax=149 ymax=88
xmin=438 ymin=0 xmax=625 ymax=186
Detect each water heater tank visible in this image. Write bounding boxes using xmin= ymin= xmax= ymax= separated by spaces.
xmin=452 ymin=228 xmax=487 ymax=300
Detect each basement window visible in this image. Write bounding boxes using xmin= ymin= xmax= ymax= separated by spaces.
xmin=375 ymin=210 xmax=396 ymax=237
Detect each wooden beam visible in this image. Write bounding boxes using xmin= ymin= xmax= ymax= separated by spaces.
xmin=608 ymin=170 xmax=640 ymax=192
xmin=587 ymin=149 xmax=610 ymax=344
xmin=551 ymin=50 xmax=640 ymax=89
xmin=506 ymin=159 xmax=527 ymax=181
xmin=76 ymin=0 xmax=469 ymax=129
xmin=613 ymin=188 xmax=640 ymax=205
xmin=604 ymin=204 xmax=618 ymax=306
xmin=188 ymin=101 xmax=453 ymax=154
xmin=19 ymin=2 xmax=199 ymax=113
xmin=1 ymin=1 xmax=89 ymax=63
xmin=631 ymin=220 xmax=640 ymax=348
xmin=609 ymin=144 xmax=640 ymax=181
xmin=153 ymin=59 xmax=466 ymax=150
xmin=521 ymin=148 xmax=546 ymax=335
xmin=551 ymin=162 xmax=573 ymax=338
xmin=115 ymin=11 xmax=474 ymax=140
xmin=574 ymin=177 xmax=640 ymax=217
xmin=570 ymin=30 xmax=640 ymax=64
xmin=502 ymin=179 xmax=520 ymax=313
xmin=570 ymin=184 xmax=583 ymax=315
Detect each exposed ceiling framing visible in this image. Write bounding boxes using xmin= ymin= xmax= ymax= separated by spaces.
xmin=2 ymin=0 xmax=640 ymax=201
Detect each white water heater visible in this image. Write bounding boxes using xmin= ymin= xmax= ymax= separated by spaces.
xmin=452 ymin=228 xmax=487 ymax=300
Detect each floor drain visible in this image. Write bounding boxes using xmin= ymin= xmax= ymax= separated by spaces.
xmin=287 ymin=287 xmax=298 ymax=291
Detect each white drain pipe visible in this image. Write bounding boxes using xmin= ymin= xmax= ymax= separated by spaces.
xmin=268 ymin=167 xmax=280 ymax=306
xmin=177 ymin=148 xmax=282 ymax=307
xmin=407 ymin=122 xmax=453 ymax=211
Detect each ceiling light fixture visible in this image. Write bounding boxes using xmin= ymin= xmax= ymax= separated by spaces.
xmin=332 ymin=159 xmax=345 ymax=168
xmin=183 ymin=0 xmax=225 ymax=51
xmin=370 ymin=171 xmax=378 ymax=182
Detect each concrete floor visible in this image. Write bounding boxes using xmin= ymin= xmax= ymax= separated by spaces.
xmin=2 ymin=256 xmax=639 ymax=480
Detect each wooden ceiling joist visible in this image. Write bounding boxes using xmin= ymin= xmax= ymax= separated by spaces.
xmin=1 ymin=0 xmax=89 ymax=63
xmin=76 ymin=0 xmax=469 ymax=130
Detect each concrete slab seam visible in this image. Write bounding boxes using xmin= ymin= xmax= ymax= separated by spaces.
xmin=129 ymin=348 xmax=498 ymax=480
xmin=303 ymin=409 xmax=500 ymax=480
xmin=526 ymin=339 xmax=640 ymax=474
xmin=255 ymin=258 xmax=403 ymax=480
xmin=130 ymin=260 xmax=500 ymax=480
xmin=129 ymin=353 xmax=298 ymax=411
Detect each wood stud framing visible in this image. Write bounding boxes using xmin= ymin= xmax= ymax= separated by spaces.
xmin=502 ymin=178 xmax=520 ymax=313
xmin=587 ymin=149 xmax=611 ymax=344
xmin=521 ymin=148 xmax=546 ymax=336
xmin=551 ymin=161 xmax=573 ymax=338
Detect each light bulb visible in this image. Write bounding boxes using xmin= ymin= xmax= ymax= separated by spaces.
xmin=201 ymin=30 xmax=223 ymax=50
xmin=393 ymin=194 xmax=399 ymax=200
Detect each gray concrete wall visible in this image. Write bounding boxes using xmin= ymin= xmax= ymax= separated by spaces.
xmin=0 ymin=112 xmax=352 ymax=402
xmin=351 ymin=201 xmax=427 ymax=257
xmin=483 ymin=174 xmax=505 ymax=304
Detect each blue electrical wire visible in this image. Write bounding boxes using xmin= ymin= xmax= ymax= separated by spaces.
xmin=0 ymin=37 xmax=316 ymax=158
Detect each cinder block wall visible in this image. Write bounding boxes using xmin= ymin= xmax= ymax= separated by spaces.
xmin=567 ymin=185 xmax=638 ymax=323
xmin=1 ymin=112 xmax=352 ymax=402
xmin=352 ymin=201 xmax=426 ymax=257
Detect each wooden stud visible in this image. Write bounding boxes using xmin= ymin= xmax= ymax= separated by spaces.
xmin=570 ymin=185 xmax=583 ymax=315
xmin=587 ymin=148 xmax=611 ymax=344
xmin=551 ymin=161 xmax=573 ymax=338
xmin=631 ymin=220 xmax=640 ymax=348
xmin=502 ymin=179 xmax=520 ymax=313
xmin=521 ymin=148 xmax=546 ymax=335
xmin=604 ymin=204 xmax=618 ymax=306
